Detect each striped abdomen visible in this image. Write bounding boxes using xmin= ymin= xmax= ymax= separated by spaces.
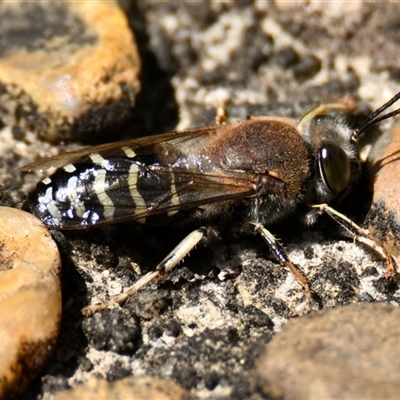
xmin=27 ymin=154 xmax=186 ymax=229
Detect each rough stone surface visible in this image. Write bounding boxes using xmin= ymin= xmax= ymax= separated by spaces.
xmin=257 ymin=303 xmax=400 ymax=400
xmin=0 ymin=207 xmax=61 ymax=399
xmin=0 ymin=2 xmax=397 ymax=400
xmin=82 ymin=307 xmax=141 ymax=354
xmin=53 ymin=377 xmax=194 ymax=400
xmin=0 ymin=1 xmax=141 ymax=142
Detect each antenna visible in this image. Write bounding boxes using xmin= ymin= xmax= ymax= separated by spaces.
xmin=357 ymin=91 xmax=400 ymax=135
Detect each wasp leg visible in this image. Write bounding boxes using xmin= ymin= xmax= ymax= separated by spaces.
xmin=311 ymin=203 xmax=397 ymax=279
xmin=156 ymin=226 xmax=213 ymax=274
xmin=250 ymin=222 xmax=313 ymax=313
xmin=215 ymin=104 xmax=228 ymax=125
xmin=81 ymin=227 xmax=212 ymax=315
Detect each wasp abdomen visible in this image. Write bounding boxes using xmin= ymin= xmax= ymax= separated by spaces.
xmin=27 ymin=149 xmax=184 ymax=229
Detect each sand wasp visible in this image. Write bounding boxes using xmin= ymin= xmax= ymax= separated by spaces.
xmin=24 ymin=92 xmax=400 ymax=314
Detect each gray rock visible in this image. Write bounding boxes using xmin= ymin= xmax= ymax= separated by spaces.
xmin=257 ymin=303 xmax=400 ymax=400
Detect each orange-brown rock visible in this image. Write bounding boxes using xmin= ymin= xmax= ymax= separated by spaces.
xmin=366 ymin=122 xmax=400 ymax=256
xmin=0 ymin=207 xmax=61 ymax=399
xmin=0 ymin=1 xmax=141 ymax=142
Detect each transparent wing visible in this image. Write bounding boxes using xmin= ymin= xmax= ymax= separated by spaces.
xmin=102 ymin=166 xmax=258 ymax=223
xmin=22 ymin=125 xmax=218 ymax=172
xmin=26 ymin=123 xmax=266 ymax=228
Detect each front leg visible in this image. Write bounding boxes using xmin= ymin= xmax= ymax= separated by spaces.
xmin=250 ymin=222 xmax=313 ymax=313
xmin=311 ymin=203 xmax=397 ymax=280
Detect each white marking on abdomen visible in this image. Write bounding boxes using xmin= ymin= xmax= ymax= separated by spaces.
xmin=66 ymin=176 xmax=86 ymax=218
xmin=93 ymin=169 xmax=115 ymax=219
xmin=128 ymin=163 xmax=147 ymax=224
xmin=90 ymin=153 xmax=106 ymax=164
xmin=122 ymin=146 xmax=136 ymax=158
xmin=168 ymin=167 xmax=179 ymax=217
xmin=63 ymin=163 xmax=77 ymax=173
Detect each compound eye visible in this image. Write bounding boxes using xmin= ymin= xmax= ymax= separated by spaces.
xmin=318 ymin=143 xmax=351 ymax=194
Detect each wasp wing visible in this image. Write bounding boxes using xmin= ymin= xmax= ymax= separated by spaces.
xmin=22 ymin=125 xmax=218 ymax=172
xmin=26 ymin=123 xmax=262 ymax=229
xmin=98 ymin=166 xmax=257 ymax=224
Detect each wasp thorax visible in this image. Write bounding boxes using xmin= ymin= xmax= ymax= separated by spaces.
xmin=209 ymin=118 xmax=312 ymax=197
xmin=201 ymin=117 xmax=315 ymax=224
xmin=214 ymin=117 xmax=310 ymax=177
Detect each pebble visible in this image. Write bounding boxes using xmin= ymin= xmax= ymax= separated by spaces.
xmin=257 ymin=303 xmax=400 ymax=400
xmin=0 ymin=1 xmax=141 ymax=142
xmin=366 ymin=123 xmax=400 ymax=257
xmin=0 ymin=207 xmax=61 ymax=399
xmin=53 ymin=377 xmax=194 ymax=400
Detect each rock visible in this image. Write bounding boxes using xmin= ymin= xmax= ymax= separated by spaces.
xmin=0 ymin=207 xmax=61 ymax=399
xmin=257 ymin=303 xmax=400 ymax=400
xmin=53 ymin=377 xmax=194 ymax=400
xmin=0 ymin=1 xmax=141 ymax=142
xmin=366 ymin=123 xmax=400 ymax=257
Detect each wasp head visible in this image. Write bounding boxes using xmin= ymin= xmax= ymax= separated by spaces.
xmin=299 ymin=93 xmax=400 ymax=212
xmin=301 ymin=114 xmax=360 ymax=206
